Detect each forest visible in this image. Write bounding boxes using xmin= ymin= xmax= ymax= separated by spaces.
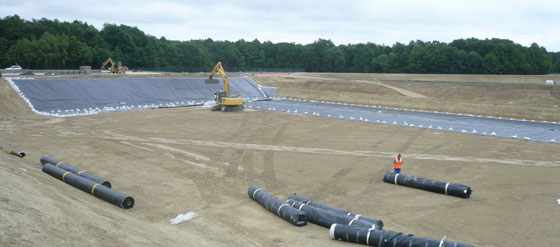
xmin=1 ymin=15 xmax=559 ymax=74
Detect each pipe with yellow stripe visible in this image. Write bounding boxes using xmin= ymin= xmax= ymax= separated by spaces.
xmin=0 ymin=142 xmax=25 ymax=158
xmin=42 ymin=163 xmax=134 ymax=209
xmin=40 ymin=155 xmax=111 ymax=188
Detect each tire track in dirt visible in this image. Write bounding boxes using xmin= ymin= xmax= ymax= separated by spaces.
xmin=221 ymin=114 xmax=258 ymax=195
xmin=189 ymin=113 xmax=252 ymax=207
xmin=262 ymin=119 xmax=289 ymax=191
xmin=396 ymin=129 xmax=422 ymax=153
xmin=352 ymin=79 xmax=429 ymax=98
xmin=291 ymin=75 xmax=428 ymax=98
xmin=200 ymin=114 xmax=263 ymax=246
xmin=119 ymin=139 xmax=223 ymax=207
xmin=426 ymin=140 xmax=452 ymax=153
xmin=97 ymin=131 xmax=560 ymax=168
xmin=311 ymin=166 xmax=353 ymax=201
xmin=239 ymin=150 xmax=256 ymax=186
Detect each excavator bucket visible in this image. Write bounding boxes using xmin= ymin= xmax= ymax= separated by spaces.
xmin=204 ymin=78 xmax=220 ymax=84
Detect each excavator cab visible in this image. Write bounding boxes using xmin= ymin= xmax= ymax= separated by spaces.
xmin=214 ymin=90 xmax=227 ymax=102
xmin=211 ymin=90 xmax=243 ymax=112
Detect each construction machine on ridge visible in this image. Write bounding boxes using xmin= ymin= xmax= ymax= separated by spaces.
xmin=101 ymin=58 xmax=128 ymax=74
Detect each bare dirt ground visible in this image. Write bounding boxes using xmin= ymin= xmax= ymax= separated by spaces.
xmin=1 ymin=75 xmax=559 ymax=247
xmin=252 ymin=73 xmax=560 ymax=122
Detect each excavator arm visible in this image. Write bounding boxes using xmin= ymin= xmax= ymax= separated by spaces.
xmin=101 ymin=58 xmax=115 ymax=72
xmin=206 ymin=62 xmax=230 ymax=96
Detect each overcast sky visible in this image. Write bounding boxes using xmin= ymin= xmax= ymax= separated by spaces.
xmin=2 ymin=0 xmax=560 ymax=51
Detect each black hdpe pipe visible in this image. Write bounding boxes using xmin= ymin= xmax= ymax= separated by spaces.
xmin=383 ymin=172 xmax=472 ymax=198
xmin=0 ymin=142 xmax=25 ymax=158
xmin=42 ymin=163 xmax=134 ymax=209
xmin=288 ymin=194 xmax=381 ymax=226
xmin=248 ymin=185 xmax=307 ymax=226
xmin=288 ymin=199 xmax=383 ymax=230
xmin=330 ymin=224 xmax=473 ymax=247
xmin=40 ymin=155 xmax=111 ymax=188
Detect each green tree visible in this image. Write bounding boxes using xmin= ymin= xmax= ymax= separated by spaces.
xmin=177 ymin=42 xmax=212 ymax=72
xmin=323 ymin=46 xmax=346 ymax=72
xmin=8 ymin=37 xmax=36 ymax=68
xmin=371 ymin=54 xmax=390 ymax=72
xmin=1 ymin=16 xmax=557 ymax=74
xmin=304 ymin=39 xmax=336 ymax=72
xmin=465 ymin=51 xmax=483 ymax=74
xmin=350 ymin=44 xmax=375 ymax=72
xmin=206 ymin=41 xmax=246 ymax=70
xmin=407 ymin=45 xmax=430 ymax=73
xmin=482 ymin=53 xmax=501 ymax=74
xmin=67 ymin=36 xmax=92 ymax=68
xmin=0 ymin=37 xmax=11 ymax=67
xmin=431 ymin=45 xmax=462 ymax=74
xmin=550 ymin=52 xmax=560 ymax=73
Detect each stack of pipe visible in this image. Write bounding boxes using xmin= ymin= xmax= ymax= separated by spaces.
xmin=41 ymin=155 xmax=111 ymax=187
xmin=41 ymin=155 xmax=134 ymax=209
xmin=330 ymin=224 xmax=473 ymax=247
xmin=247 ymin=188 xmax=472 ymax=246
xmin=248 ymin=185 xmax=306 ymax=226
xmin=290 ymin=194 xmax=472 ymax=246
xmin=288 ymin=199 xmax=383 ymax=230
xmin=287 ymin=195 xmax=383 ymax=230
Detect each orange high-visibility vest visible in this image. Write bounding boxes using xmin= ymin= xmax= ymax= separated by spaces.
xmin=393 ymin=156 xmax=403 ymax=169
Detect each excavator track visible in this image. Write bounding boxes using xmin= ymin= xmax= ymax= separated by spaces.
xmin=222 ymin=105 xmax=245 ymax=112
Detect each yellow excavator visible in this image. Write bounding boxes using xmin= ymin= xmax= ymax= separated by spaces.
xmin=101 ymin=58 xmax=128 ymax=74
xmin=205 ymin=62 xmax=244 ymax=112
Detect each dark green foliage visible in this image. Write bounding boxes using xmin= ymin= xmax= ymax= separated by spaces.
xmin=0 ymin=15 xmax=556 ymax=74
xmin=551 ymin=52 xmax=560 ymax=73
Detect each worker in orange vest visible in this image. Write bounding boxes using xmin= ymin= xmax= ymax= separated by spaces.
xmin=393 ymin=153 xmax=403 ymax=174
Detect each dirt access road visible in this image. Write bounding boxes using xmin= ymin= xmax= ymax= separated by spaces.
xmin=1 ymin=77 xmax=559 ymax=246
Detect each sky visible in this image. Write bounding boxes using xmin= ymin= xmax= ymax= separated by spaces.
xmin=2 ymin=0 xmax=560 ymax=51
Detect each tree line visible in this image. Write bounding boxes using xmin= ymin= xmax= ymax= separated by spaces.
xmin=1 ymin=15 xmax=559 ymax=74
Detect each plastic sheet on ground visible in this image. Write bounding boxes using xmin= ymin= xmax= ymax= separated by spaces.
xmin=246 ymin=99 xmax=560 ymax=144
xmin=260 ymin=86 xmax=278 ymax=97
xmin=383 ymin=172 xmax=472 ymax=198
xmin=170 ymin=212 xmax=198 ymax=225
xmin=9 ymin=77 xmax=271 ymax=116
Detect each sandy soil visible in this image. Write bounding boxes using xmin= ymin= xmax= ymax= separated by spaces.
xmin=1 ymin=77 xmax=559 ymax=247
xmin=252 ymin=73 xmax=560 ymax=122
